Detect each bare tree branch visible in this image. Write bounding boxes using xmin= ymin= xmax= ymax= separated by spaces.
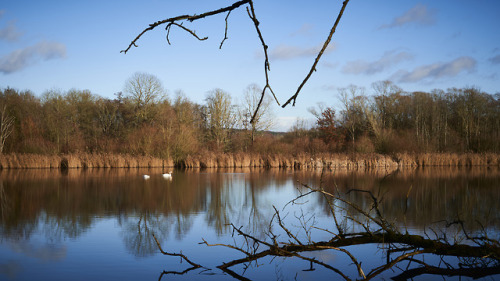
xmin=151 ymin=178 xmax=500 ymax=280
xmin=244 ymin=2 xmax=280 ymax=124
xmin=121 ymin=0 xmax=251 ymax=54
xmin=219 ymin=11 xmax=232 ymax=49
xmin=165 ymin=22 xmax=208 ymax=45
xmin=272 ymin=205 xmax=303 ymax=246
xmin=391 ymin=263 xmax=500 ymax=281
xmin=152 ymin=233 xmax=203 ymax=269
xmin=282 ymin=0 xmax=350 ymax=108
xmin=121 ymin=1 xmax=351 ymax=125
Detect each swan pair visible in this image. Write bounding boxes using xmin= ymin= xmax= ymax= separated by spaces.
xmin=143 ymin=171 xmax=173 ymax=180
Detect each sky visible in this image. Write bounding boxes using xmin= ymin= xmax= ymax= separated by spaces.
xmin=1 ymin=0 xmax=499 ymax=131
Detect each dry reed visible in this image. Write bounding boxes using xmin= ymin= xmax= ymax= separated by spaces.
xmin=0 ymin=152 xmax=498 ymax=169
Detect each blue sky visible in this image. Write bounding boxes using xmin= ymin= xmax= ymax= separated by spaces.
xmin=1 ymin=0 xmax=499 ymax=131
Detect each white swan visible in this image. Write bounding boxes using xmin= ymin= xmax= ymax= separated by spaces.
xmin=143 ymin=175 xmax=150 ymax=180
xmin=162 ymin=171 xmax=173 ymax=179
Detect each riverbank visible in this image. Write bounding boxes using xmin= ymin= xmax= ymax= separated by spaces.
xmin=0 ymin=152 xmax=498 ymax=169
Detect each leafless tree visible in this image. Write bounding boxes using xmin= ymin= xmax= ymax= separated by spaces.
xmin=124 ymin=72 xmax=165 ymax=124
xmin=205 ymin=89 xmax=238 ymax=151
xmin=0 ymin=105 xmax=14 ymax=153
xmin=121 ymin=0 xmax=351 ymax=124
xmin=339 ymin=85 xmax=367 ymax=150
xmin=240 ymin=84 xmax=274 ymax=146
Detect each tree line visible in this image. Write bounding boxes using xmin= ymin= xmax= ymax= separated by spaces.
xmin=0 ymin=74 xmax=498 ymax=162
xmin=319 ymin=81 xmax=500 ymax=154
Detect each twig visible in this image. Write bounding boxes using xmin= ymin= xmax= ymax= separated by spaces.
xmin=365 ymin=250 xmax=426 ymax=280
xmin=158 ymin=266 xmax=201 ymax=280
xmin=282 ymin=0 xmax=350 ymax=108
xmin=121 ymin=0 xmax=251 ymax=54
xmin=165 ymin=22 xmax=208 ymax=45
xmin=316 ymin=245 xmax=366 ymax=278
xmin=201 ymin=238 xmax=251 ymax=256
xmin=346 ymin=188 xmax=394 ymax=231
xmin=152 ymin=234 xmax=203 ymax=269
xmin=273 ymin=206 xmax=303 ymax=246
xmin=246 ymin=2 xmax=280 ymax=124
xmin=219 ymin=11 xmax=232 ymax=49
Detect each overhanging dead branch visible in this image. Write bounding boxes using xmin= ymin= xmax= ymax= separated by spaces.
xmin=122 ymin=1 xmax=351 ymax=124
xmin=282 ymin=0 xmax=350 ymax=108
xmin=121 ymin=0 xmax=251 ymax=54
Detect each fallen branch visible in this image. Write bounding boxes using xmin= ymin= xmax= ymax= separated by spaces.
xmin=152 ymin=177 xmax=500 ymax=280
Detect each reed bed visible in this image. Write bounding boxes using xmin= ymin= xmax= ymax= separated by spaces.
xmin=0 ymin=152 xmax=498 ymax=169
xmin=0 ymin=153 xmax=171 ymax=169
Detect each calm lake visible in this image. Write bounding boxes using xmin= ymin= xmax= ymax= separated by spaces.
xmin=0 ymin=167 xmax=499 ymax=280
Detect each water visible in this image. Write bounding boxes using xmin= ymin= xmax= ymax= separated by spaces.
xmin=0 ymin=167 xmax=499 ymax=280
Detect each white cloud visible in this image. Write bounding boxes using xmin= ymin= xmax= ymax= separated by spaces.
xmin=269 ymin=43 xmax=335 ymax=60
xmin=0 ymin=41 xmax=66 ymax=74
xmin=0 ymin=10 xmax=22 ymax=41
xmin=0 ymin=21 xmax=22 ymax=41
xmin=380 ymin=3 xmax=436 ymax=29
xmin=342 ymin=50 xmax=414 ymax=75
xmin=393 ymin=56 xmax=476 ymax=83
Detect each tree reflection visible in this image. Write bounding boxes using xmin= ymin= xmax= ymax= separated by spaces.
xmin=0 ymin=180 xmax=9 ymax=223
xmin=243 ymin=174 xmax=266 ymax=234
xmin=120 ymin=211 xmax=171 ymax=257
xmin=193 ymin=177 xmax=500 ymax=280
xmin=303 ymin=167 xmax=500 ymax=231
xmin=1 ymin=168 xmax=499 ymax=280
xmin=0 ymin=168 xmax=297 ymax=243
xmin=41 ymin=212 xmax=92 ymax=240
xmin=205 ymin=173 xmax=232 ymax=235
xmin=155 ymin=168 xmax=500 ymax=280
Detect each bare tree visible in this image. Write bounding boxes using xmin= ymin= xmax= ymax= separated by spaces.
xmin=338 ymin=85 xmax=367 ymax=150
xmin=240 ymin=84 xmax=274 ymax=146
xmin=205 ymin=89 xmax=237 ymax=151
xmin=41 ymin=90 xmax=74 ymax=153
xmin=121 ymin=1 xmax=351 ymax=123
xmin=124 ymin=72 xmax=165 ymax=124
xmin=0 ymin=105 xmax=14 ymax=153
xmin=96 ymin=97 xmax=122 ymax=138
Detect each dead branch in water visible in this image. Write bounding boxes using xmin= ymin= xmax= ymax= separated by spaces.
xmin=153 ymin=233 xmax=203 ymax=272
xmin=154 ymin=181 xmax=500 ymax=280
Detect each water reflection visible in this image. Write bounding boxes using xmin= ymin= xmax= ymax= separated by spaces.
xmin=0 ymin=167 xmax=498 ymax=280
xmin=7 ymin=237 xmax=66 ymax=261
xmin=298 ymin=167 xmax=500 ymax=232
xmin=1 ymin=167 xmax=500 ymax=238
